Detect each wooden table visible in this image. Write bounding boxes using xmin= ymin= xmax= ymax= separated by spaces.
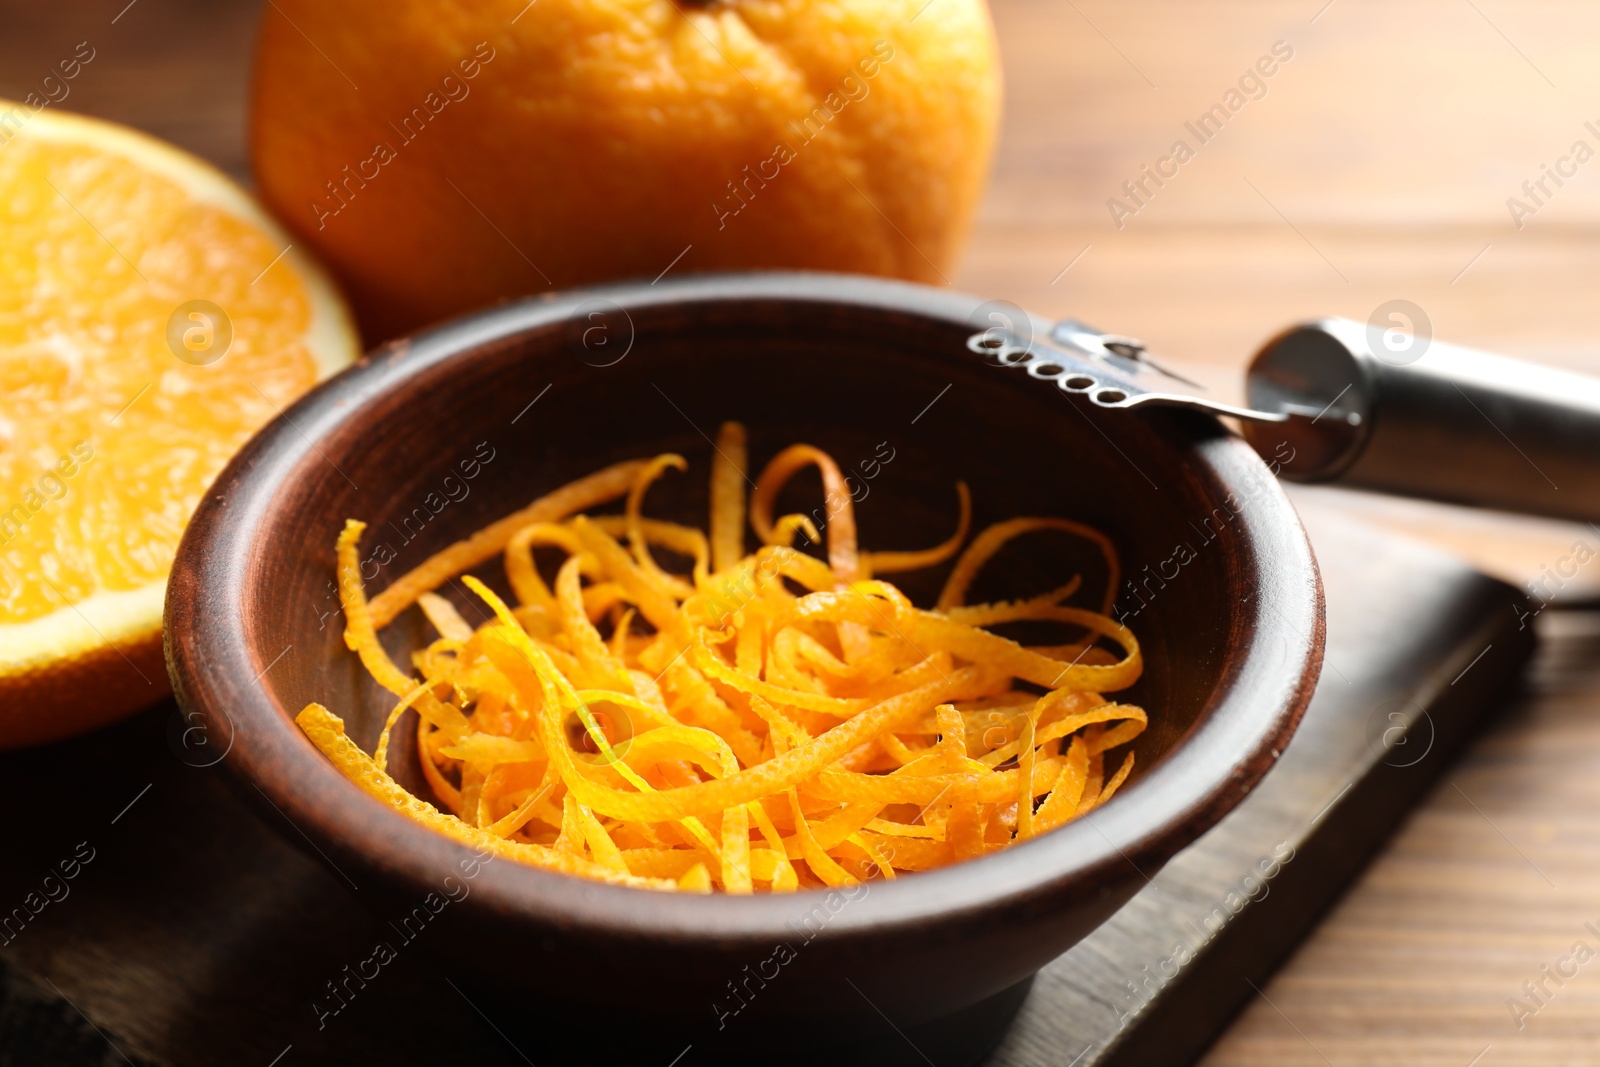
xmin=6 ymin=1 xmax=1600 ymax=1063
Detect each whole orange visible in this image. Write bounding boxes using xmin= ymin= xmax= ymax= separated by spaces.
xmin=249 ymin=0 xmax=1001 ymax=340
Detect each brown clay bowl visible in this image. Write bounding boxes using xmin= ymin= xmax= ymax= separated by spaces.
xmin=164 ymin=272 xmax=1322 ymax=1065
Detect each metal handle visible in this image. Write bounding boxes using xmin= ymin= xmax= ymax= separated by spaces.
xmin=1241 ymin=318 xmax=1600 ymax=525
xmin=964 ymin=313 xmax=1600 ymax=525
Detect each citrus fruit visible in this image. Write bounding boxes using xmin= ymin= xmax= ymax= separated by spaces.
xmin=0 ymin=102 xmax=358 ymax=748
xmin=249 ymin=0 xmax=1002 ymax=340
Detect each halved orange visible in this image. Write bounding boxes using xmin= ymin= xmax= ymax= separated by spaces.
xmin=0 ymin=103 xmax=358 ymax=748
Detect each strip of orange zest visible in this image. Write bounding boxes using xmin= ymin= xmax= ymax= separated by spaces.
xmin=297 ymin=426 xmax=1150 ymax=892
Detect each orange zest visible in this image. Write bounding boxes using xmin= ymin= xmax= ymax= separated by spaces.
xmin=297 ymin=423 xmax=1146 ymax=892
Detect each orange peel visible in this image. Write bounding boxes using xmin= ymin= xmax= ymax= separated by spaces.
xmin=298 ymin=425 xmax=1147 ymax=891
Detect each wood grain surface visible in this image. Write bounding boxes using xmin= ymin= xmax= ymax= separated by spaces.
xmin=5 ymin=1 xmax=1600 ymax=1064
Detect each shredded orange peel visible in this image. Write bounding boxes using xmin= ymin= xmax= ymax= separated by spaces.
xmin=296 ymin=422 xmax=1147 ymax=893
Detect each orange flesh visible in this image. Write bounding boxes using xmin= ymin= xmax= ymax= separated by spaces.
xmin=0 ymin=133 xmax=320 ymax=624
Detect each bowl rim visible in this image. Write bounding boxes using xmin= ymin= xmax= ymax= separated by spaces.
xmin=165 ymin=270 xmax=1324 ymax=945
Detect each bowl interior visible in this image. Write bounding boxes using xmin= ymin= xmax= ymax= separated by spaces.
xmin=250 ymin=286 xmax=1248 ymax=804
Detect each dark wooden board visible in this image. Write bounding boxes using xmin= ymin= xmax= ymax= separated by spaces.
xmin=0 ymin=504 xmax=1536 ymax=1066
xmin=986 ymin=497 xmax=1537 ymax=1066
